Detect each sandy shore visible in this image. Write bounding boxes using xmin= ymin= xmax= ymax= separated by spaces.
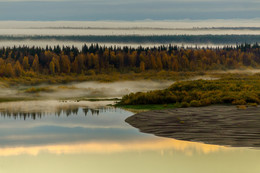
xmin=125 ymin=106 xmax=260 ymax=147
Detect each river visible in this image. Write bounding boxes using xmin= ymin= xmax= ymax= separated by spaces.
xmin=0 ymin=100 xmax=259 ymax=173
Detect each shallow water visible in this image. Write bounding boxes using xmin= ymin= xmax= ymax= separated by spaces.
xmin=0 ymin=100 xmax=259 ymax=173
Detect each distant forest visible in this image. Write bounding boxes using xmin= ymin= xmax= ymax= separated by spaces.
xmin=0 ymin=43 xmax=260 ymax=77
xmin=2 ymin=35 xmax=260 ymax=44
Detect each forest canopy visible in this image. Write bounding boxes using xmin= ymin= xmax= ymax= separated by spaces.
xmin=0 ymin=43 xmax=260 ymax=78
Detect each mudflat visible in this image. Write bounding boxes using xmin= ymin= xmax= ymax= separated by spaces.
xmin=125 ymin=106 xmax=260 ymax=147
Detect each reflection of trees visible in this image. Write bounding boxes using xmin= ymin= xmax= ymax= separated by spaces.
xmin=0 ymin=107 xmax=116 ymax=120
xmin=82 ymin=108 xmax=99 ymax=116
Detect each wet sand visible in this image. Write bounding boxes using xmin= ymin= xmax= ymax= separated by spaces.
xmin=125 ymin=106 xmax=260 ymax=147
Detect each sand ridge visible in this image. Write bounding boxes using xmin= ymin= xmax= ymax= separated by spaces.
xmin=126 ymin=106 xmax=260 ymax=147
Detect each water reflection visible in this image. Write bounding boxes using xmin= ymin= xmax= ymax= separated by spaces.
xmin=0 ymin=138 xmax=229 ymax=157
xmin=0 ymin=100 xmax=230 ymax=154
xmin=0 ymin=100 xmax=259 ymax=173
xmin=0 ymin=101 xmax=230 ymax=157
xmin=0 ymin=107 xmax=103 ymax=120
xmin=0 ymin=100 xmax=115 ymax=120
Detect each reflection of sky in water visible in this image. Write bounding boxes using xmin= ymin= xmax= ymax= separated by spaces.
xmin=0 ymin=101 xmax=259 ymax=173
xmin=0 ymin=106 xmax=149 ymax=147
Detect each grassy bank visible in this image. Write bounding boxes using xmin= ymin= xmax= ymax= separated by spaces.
xmin=0 ymin=70 xmax=204 ymax=86
xmin=117 ymin=104 xmax=179 ymax=111
xmin=0 ymin=97 xmax=38 ymax=103
xmin=1 ymin=69 xmax=258 ymax=86
xmin=0 ymin=71 xmax=259 ymax=105
xmin=119 ymin=74 xmax=260 ymax=108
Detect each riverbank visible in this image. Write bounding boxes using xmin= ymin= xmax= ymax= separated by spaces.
xmin=0 ymin=70 xmax=202 ymax=85
xmin=125 ymin=105 xmax=260 ymax=147
xmin=120 ymin=75 xmax=260 ymax=107
xmin=0 ymin=71 xmax=259 ymax=105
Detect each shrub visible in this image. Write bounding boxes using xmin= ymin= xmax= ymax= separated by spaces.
xmin=86 ymin=70 xmax=96 ymax=76
xmin=181 ymin=102 xmax=189 ymax=108
xmin=247 ymin=103 xmax=258 ymax=107
xmin=190 ymin=100 xmax=201 ymax=107
xmin=232 ymin=99 xmax=247 ymax=105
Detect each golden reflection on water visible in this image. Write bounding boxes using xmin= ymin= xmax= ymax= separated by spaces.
xmin=0 ymin=138 xmax=229 ymax=157
xmin=0 ymin=101 xmax=258 ymax=173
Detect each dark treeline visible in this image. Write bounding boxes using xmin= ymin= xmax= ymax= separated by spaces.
xmin=31 ymin=26 xmax=260 ymax=30
xmin=0 ymin=43 xmax=260 ymax=77
xmin=3 ymin=35 xmax=260 ymax=44
xmin=195 ymin=27 xmax=260 ymax=30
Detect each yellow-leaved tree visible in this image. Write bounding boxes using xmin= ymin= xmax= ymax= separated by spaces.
xmin=140 ymin=61 xmax=145 ymax=72
xmin=14 ymin=61 xmax=23 ymax=76
xmin=22 ymin=56 xmax=30 ymax=71
xmin=32 ymin=54 xmax=40 ymax=72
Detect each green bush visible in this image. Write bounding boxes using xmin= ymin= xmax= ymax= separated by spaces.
xmin=120 ymin=76 xmax=260 ymax=107
xmin=232 ymin=99 xmax=247 ymax=105
xmin=181 ymin=102 xmax=189 ymax=108
xmin=190 ymin=100 xmax=201 ymax=107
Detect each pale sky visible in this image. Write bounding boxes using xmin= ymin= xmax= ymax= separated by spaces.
xmin=0 ymin=0 xmax=259 ymax=21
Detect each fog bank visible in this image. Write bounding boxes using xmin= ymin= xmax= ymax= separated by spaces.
xmin=0 ymin=80 xmax=174 ymax=100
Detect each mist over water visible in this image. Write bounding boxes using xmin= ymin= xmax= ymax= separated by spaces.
xmin=1 ymin=20 xmax=260 ymax=48
xmin=2 ymin=28 xmax=260 ymax=36
xmin=0 ymin=80 xmax=174 ymax=100
xmin=36 ymin=80 xmax=174 ymax=99
xmin=0 ymin=4 xmax=260 ymax=173
xmin=2 ymin=20 xmax=260 ymax=29
xmin=0 ymin=40 xmax=233 ymax=49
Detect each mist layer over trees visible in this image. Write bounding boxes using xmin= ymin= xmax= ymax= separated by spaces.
xmin=2 ymin=35 xmax=260 ymax=44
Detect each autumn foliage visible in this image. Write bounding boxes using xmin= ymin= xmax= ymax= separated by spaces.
xmin=0 ymin=43 xmax=260 ymax=78
xmin=120 ymin=76 xmax=260 ymax=106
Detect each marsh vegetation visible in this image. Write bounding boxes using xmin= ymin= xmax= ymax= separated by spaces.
xmin=120 ymin=74 xmax=260 ymax=108
xmin=0 ymin=43 xmax=259 ymax=106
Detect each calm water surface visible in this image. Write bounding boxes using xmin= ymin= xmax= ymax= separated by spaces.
xmin=0 ymin=100 xmax=259 ymax=173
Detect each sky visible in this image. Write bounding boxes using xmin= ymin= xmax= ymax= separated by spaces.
xmin=0 ymin=0 xmax=260 ymax=21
